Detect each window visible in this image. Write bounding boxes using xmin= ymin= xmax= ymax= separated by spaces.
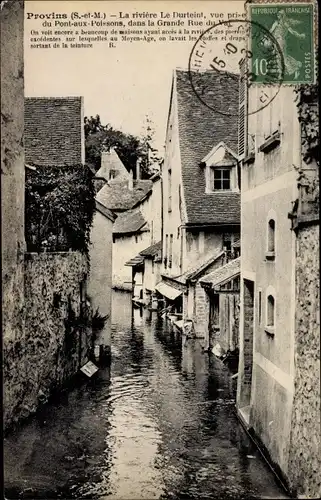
xmin=109 ymin=169 xmax=116 ymax=180
xmin=213 ymin=168 xmax=231 ymax=190
xmin=152 ymin=260 xmax=155 ymax=274
xmin=177 ymin=226 xmax=180 ymax=239
xmin=164 ymin=234 xmax=168 ymax=269
xmin=266 ymin=294 xmax=275 ymax=330
xmin=169 ymin=234 xmax=173 ymax=269
xmin=223 ymin=233 xmax=232 ymax=251
xmin=267 ymin=219 xmax=275 ymax=254
xmin=135 ymin=235 xmax=138 ymax=244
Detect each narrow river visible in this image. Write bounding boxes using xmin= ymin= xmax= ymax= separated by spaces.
xmin=4 ymin=291 xmax=287 ymax=499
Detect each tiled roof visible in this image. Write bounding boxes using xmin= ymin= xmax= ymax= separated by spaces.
xmin=95 ymin=148 xmax=129 ymax=181
xmin=25 ymin=97 xmax=83 ymax=166
xmin=139 ymin=241 xmax=162 ymax=258
xmin=169 ymin=250 xmax=225 ymax=285
xmin=112 ymin=209 xmax=148 ymax=235
xmin=125 ymin=254 xmax=144 ymax=267
xmin=175 ymin=70 xmax=240 ymax=225
xmin=96 ymin=179 xmax=153 ymax=211
xmin=200 ymin=257 xmax=240 ymax=287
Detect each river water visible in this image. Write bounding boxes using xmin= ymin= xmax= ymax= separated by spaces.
xmin=4 ymin=291 xmax=287 ymax=499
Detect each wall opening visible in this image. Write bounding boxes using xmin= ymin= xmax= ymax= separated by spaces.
xmin=241 ymin=279 xmax=254 ymax=408
xmin=208 ymin=292 xmax=220 ymax=348
xmin=267 ymin=219 xmax=275 ymax=254
xmin=267 ymin=294 xmax=275 ymax=327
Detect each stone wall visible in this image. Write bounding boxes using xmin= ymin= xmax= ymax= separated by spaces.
xmin=193 ymin=282 xmax=210 ymax=347
xmin=1 ymin=0 xmax=26 ymax=432
xmin=288 ymin=223 xmax=320 ymax=498
xmin=4 ymin=252 xmax=93 ymax=431
xmin=237 ymin=278 xmax=254 ymax=409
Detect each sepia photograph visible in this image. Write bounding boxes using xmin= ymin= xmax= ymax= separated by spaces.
xmin=1 ymin=0 xmax=319 ymax=498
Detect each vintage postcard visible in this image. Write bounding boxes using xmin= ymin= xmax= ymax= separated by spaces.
xmin=2 ymin=0 xmax=319 ymax=499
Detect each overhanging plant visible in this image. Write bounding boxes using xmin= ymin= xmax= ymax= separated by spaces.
xmin=25 ymin=164 xmax=96 ymax=254
xmin=295 ymin=84 xmax=319 ymax=166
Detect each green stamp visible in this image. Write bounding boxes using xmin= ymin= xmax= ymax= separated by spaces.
xmin=250 ymin=3 xmax=315 ymax=84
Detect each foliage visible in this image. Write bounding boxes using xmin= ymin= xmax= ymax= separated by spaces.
xmin=92 ymin=307 xmax=109 ymax=332
xmin=25 ymin=164 xmax=95 ymax=253
xmin=295 ymin=84 xmax=319 ymax=165
xmin=84 ymin=114 xmax=162 ymax=178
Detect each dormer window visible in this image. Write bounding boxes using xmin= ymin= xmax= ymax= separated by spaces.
xmin=201 ymin=141 xmax=239 ymax=194
xmin=213 ymin=168 xmax=231 ymax=191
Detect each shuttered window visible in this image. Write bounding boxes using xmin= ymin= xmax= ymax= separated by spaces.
xmin=238 ymin=59 xmax=248 ymax=159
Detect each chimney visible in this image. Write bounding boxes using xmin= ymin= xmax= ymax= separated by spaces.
xmin=136 ymin=158 xmax=141 ymax=181
xmin=128 ymin=169 xmax=134 ymax=190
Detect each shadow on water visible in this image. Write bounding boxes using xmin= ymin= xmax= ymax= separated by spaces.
xmin=4 ymin=291 xmax=288 ymax=499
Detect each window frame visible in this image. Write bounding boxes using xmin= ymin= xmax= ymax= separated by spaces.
xmin=266 ymin=210 xmax=277 ymax=261
xmin=265 ymin=288 xmax=276 ymax=337
xmin=212 ymin=167 xmax=231 ymax=191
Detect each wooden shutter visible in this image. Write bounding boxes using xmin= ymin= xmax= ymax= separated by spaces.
xmin=238 ymin=59 xmax=248 ymax=160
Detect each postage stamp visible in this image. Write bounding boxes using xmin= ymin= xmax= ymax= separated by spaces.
xmin=188 ymin=19 xmax=285 ymax=116
xmin=249 ymin=3 xmax=315 ymax=84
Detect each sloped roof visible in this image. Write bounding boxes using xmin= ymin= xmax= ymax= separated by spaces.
xmin=170 ymin=250 xmax=225 ymax=285
xmin=25 ymin=97 xmax=83 ymax=166
xmin=125 ymin=254 xmax=144 ymax=267
xmin=95 ymin=200 xmax=117 ymax=222
xmin=113 ymin=209 xmax=148 ymax=235
xmin=139 ymin=241 xmax=162 ymax=258
xmin=175 ymin=70 xmax=240 ymax=225
xmin=96 ymin=179 xmax=153 ymax=211
xmin=200 ymin=257 xmax=240 ymax=287
xmin=95 ymin=148 xmax=129 ymax=180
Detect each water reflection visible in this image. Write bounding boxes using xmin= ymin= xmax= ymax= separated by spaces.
xmin=4 ymin=291 xmax=287 ymax=499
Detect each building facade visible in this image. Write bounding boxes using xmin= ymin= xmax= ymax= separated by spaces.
xmin=88 ymin=201 xmax=116 ymax=357
xmin=158 ymin=69 xmax=241 ymax=341
xmin=237 ymin=70 xmax=320 ymax=497
xmin=96 ymin=168 xmax=162 ymax=291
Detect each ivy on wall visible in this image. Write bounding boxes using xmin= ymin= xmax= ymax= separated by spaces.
xmin=295 ymin=84 xmax=319 ymax=166
xmin=25 ymin=164 xmax=95 ymax=253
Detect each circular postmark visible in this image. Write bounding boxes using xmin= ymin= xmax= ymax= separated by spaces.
xmin=188 ymin=19 xmax=285 ymax=116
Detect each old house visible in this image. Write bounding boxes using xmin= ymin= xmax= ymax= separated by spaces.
xmin=94 ymin=147 xmax=130 ymax=193
xmin=23 ymin=95 xmax=96 ymax=416
xmin=128 ymin=240 xmax=162 ymax=307
xmin=95 ymin=169 xmax=162 ymax=290
xmin=88 ymin=200 xmax=117 ymax=359
xmin=200 ymin=256 xmax=240 ymax=356
xmin=237 ymin=58 xmax=320 ymax=497
xmin=157 ymin=69 xmax=240 ymax=342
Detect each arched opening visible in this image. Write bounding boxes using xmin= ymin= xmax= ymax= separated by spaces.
xmin=268 ymin=219 xmax=275 ymax=253
xmin=267 ymin=294 xmax=275 ymax=327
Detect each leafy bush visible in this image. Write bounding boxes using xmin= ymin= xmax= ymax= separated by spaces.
xmin=25 ymin=164 xmax=95 ymax=253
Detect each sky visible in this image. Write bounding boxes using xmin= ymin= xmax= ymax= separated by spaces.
xmin=25 ymin=1 xmax=244 ymax=151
